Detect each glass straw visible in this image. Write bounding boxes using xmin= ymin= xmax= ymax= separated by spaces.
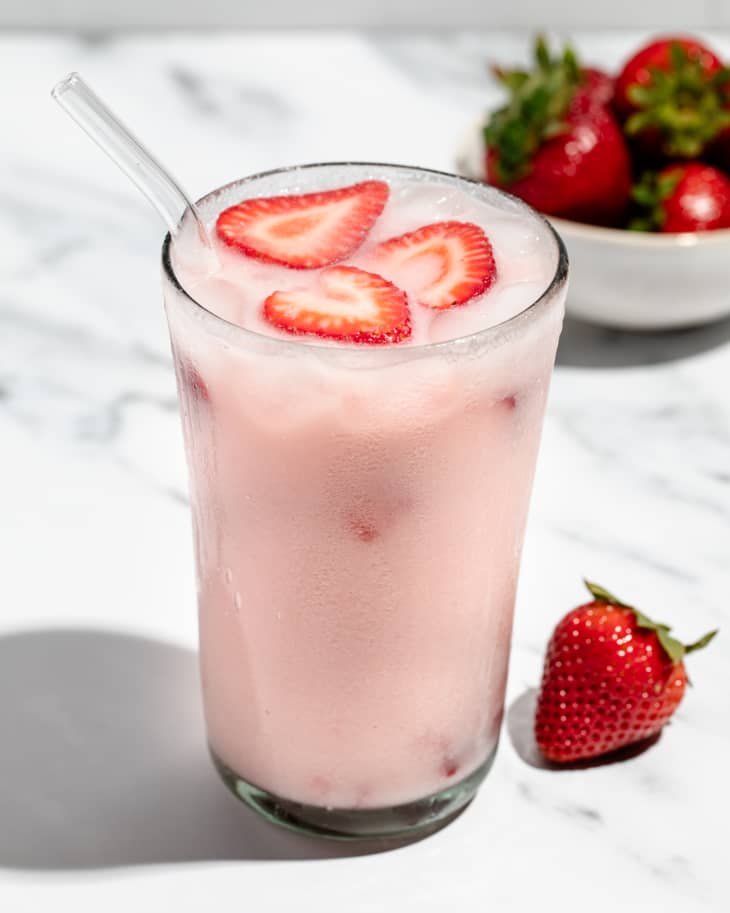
xmin=51 ymin=72 xmax=216 ymax=261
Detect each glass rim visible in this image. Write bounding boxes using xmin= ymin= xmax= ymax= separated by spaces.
xmin=161 ymin=161 xmax=569 ymax=357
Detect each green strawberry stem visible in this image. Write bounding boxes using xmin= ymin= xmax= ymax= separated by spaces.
xmin=684 ymin=630 xmax=719 ymax=654
xmin=484 ymin=34 xmax=583 ymax=184
xmin=583 ymin=579 xmax=718 ymax=664
xmin=628 ymin=169 xmax=683 ymax=232
xmin=625 ymin=42 xmax=730 ymax=158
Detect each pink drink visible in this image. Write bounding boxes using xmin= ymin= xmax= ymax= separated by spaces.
xmin=163 ymin=164 xmax=567 ymax=837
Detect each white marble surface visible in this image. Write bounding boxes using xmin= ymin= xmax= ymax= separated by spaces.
xmin=1 ymin=30 xmax=729 ymax=912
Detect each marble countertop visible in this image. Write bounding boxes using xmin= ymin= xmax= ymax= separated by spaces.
xmin=1 ymin=30 xmax=728 ymax=913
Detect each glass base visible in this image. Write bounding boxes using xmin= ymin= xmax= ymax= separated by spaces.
xmin=211 ymin=745 xmax=497 ymax=840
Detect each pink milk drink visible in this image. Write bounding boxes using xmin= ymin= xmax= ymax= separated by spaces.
xmin=163 ymin=163 xmax=567 ymax=838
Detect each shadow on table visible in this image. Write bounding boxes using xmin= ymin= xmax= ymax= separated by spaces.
xmin=556 ymin=314 xmax=730 ymax=368
xmin=0 ymin=628 xmax=404 ymax=870
xmin=507 ymin=687 xmax=661 ymax=770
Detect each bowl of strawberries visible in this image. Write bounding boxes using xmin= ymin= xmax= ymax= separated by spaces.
xmin=459 ymin=35 xmax=730 ymax=330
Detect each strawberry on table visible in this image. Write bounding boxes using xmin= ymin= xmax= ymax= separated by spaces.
xmin=263 ymin=266 xmax=411 ymax=344
xmin=484 ymin=36 xmax=632 ymax=225
xmin=535 ymin=581 xmax=717 ymax=764
xmin=631 ymin=162 xmax=730 ymax=232
xmin=372 ymin=221 xmax=496 ymax=310
xmin=615 ymin=36 xmax=730 ymax=159
xmin=216 ymin=180 xmax=389 ymax=269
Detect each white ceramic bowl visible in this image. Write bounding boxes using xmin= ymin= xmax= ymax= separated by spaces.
xmin=456 ymin=125 xmax=730 ymax=330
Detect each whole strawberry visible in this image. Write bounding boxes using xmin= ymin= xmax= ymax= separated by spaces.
xmin=535 ymin=581 xmax=717 ymax=763
xmin=631 ymin=162 xmax=730 ymax=232
xmin=580 ymin=66 xmax=615 ymax=109
xmin=484 ymin=37 xmax=631 ymax=226
xmin=615 ymin=36 xmax=730 ymax=159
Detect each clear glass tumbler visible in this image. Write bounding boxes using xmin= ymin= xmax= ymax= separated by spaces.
xmin=162 ymin=163 xmax=568 ymax=839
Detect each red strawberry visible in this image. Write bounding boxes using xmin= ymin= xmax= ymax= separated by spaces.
xmin=486 ymin=107 xmax=631 ymax=226
xmin=579 ymin=67 xmax=614 ymax=109
xmin=216 ymin=180 xmax=389 ymax=269
xmin=484 ymin=37 xmax=631 ymax=225
xmin=615 ymin=37 xmax=730 ymax=159
xmin=263 ymin=266 xmax=411 ymax=344
xmin=615 ymin=36 xmax=723 ymax=115
xmin=631 ymin=162 xmax=730 ymax=232
xmin=535 ymin=581 xmax=717 ymax=763
xmin=371 ymin=221 xmax=496 ymax=310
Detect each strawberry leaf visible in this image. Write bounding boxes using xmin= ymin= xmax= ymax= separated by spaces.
xmin=654 ymin=627 xmax=686 ymax=665
xmin=583 ymin=580 xmax=718 ymax=666
xmin=670 ymin=42 xmax=686 ymax=70
xmin=542 ymin=119 xmax=571 ymax=139
xmin=496 ymin=70 xmax=531 ymax=92
xmin=684 ymin=629 xmax=719 ymax=654
xmin=484 ymin=35 xmax=584 ymax=183
xmin=583 ymin=580 xmax=631 ymax=607
xmin=628 ymin=85 xmax=656 ymax=106
xmin=535 ymin=33 xmax=551 ymax=70
xmin=628 ymin=217 xmax=656 ymax=232
xmin=629 ymin=170 xmax=683 ymax=232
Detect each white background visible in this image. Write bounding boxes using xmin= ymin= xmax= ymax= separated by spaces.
xmin=2 ymin=0 xmax=730 ymax=29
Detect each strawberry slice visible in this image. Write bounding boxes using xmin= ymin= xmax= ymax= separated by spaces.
xmin=264 ymin=266 xmax=411 ymax=344
xmin=216 ymin=180 xmax=389 ymax=269
xmin=372 ymin=221 xmax=496 ymax=310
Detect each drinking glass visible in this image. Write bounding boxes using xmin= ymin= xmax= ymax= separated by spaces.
xmin=162 ymin=162 xmax=568 ymax=839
